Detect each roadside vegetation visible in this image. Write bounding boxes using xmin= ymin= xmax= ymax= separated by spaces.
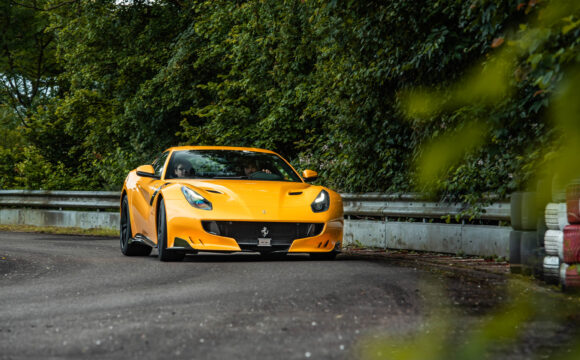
xmin=1 ymin=0 xmax=578 ymax=207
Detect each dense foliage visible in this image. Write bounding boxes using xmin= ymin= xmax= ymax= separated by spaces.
xmin=0 ymin=1 xmax=578 ymax=205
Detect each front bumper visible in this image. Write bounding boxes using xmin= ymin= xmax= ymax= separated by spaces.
xmin=167 ymin=218 xmax=343 ymax=253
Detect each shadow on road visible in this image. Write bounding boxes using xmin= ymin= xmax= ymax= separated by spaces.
xmin=144 ymin=252 xmax=327 ymax=263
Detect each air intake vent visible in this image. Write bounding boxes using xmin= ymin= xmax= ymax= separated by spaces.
xmin=289 ymin=192 xmax=303 ymax=195
xmin=205 ymin=189 xmax=223 ymax=194
xmin=201 ymin=221 xmax=324 ymax=243
xmin=201 ymin=221 xmax=324 ymax=252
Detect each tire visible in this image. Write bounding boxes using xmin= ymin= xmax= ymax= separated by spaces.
xmin=511 ymin=192 xmax=538 ymax=230
xmin=310 ymin=252 xmax=337 ymax=260
xmin=563 ymin=225 xmax=580 ymax=264
xmin=510 ymin=192 xmax=523 ymax=230
xmin=520 ymin=192 xmax=538 ymax=230
xmin=536 ymin=177 xmax=552 ymax=213
xmin=157 ymin=199 xmax=185 ymax=262
xmin=543 ymin=256 xmax=560 ymax=284
xmin=552 ymin=173 xmax=567 ymax=203
xmin=561 ymin=263 xmax=580 ymax=289
xmin=537 ymin=218 xmax=547 ymax=247
xmin=509 ymin=231 xmax=522 ymax=265
xmin=566 ymin=183 xmax=580 ymax=224
xmin=520 ymin=231 xmax=539 ymax=273
xmin=120 ymin=196 xmax=152 ymax=256
xmin=544 ymin=230 xmax=564 ymax=259
xmin=545 ymin=203 xmax=568 ymax=230
xmin=534 ymin=247 xmax=546 ymax=277
xmin=560 ymin=263 xmax=569 ymax=287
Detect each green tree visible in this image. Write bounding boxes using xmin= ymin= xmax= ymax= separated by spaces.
xmin=0 ymin=0 xmax=577 ymax=201
xmin=0 ymin=0 xmax=61 ymax=123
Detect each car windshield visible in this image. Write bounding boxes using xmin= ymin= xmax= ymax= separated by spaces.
xmin=165 ymin=150 xmax=302 ymax=182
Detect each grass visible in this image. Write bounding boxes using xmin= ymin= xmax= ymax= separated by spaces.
xmin=0 ymin=224 xmax=118 ymax=237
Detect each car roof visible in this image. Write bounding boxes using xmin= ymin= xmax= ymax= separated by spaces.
xmin=164 ymin=146 xmax=278 ymax=155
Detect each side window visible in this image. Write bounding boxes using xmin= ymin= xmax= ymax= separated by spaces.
xmin=152 ymin=151 xmax=169 ymax=178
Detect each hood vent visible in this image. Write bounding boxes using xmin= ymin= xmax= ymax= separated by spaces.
xmin=289 ymin=192 xmax=303 ymax=196
xmin=205 ymin=189 xmax=223 ymax=194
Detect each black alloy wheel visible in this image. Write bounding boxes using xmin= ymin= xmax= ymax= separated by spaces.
xmin=157 ymin=199 xmax=185 ymax=262
xmin=120 ymin=196 xmax=152 ymax=256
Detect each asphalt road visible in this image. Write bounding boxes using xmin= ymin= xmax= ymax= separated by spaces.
xmin=1 ymin=231 xmax=579 ymax=360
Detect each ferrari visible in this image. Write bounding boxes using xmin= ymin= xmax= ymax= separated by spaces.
xmin=120 ymin=146 xmax=343 ymax=261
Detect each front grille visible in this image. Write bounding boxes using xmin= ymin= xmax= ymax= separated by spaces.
xmin=201 ymin=221 xmax=324 ymax=251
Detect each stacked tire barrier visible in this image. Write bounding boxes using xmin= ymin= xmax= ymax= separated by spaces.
xmin=513 ymin=179 xmax=580 ymax=290
xmin=509 ymin=191 xmax=542 ymax=275
xmin=561 ymin=185 xmax=580 ymax=289
xmin=542 ymin=203 xmax=567 ymax=284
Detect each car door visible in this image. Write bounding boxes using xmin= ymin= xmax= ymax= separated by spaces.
xmin=133 ymin=151 xmax=170 ymax=240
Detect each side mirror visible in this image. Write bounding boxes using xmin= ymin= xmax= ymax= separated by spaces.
xmin=136 ymin=165 xmax=158 ymax=178
xmin=302 ymin=169 xmax=318 ymax=182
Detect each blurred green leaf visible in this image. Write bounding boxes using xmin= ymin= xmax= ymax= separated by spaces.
xmin=416 ymin=122 xmax=488 ymax=188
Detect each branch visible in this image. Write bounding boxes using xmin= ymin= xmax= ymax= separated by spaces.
xmin=2 ymin=44 xmax=30 ymax=108
xmin=31 ymin=27 xmax=52 ymax=101
xmin=11 ymin=0 xmax=78 ymax=11
xmin=0 ymin=80 xmax=28 ymax=126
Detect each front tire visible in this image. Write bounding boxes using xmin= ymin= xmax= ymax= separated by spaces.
xmin=157 ymin=199 xmax=185 ymax=262
xmin=120 ymin=196 xmax=152 ymax=256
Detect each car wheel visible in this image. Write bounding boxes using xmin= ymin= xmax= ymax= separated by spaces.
xmin=120 ymin=196 xmax=152 ymax=256
xmin=310 ymin=252 xmax=337 ymax=260
xmin=157 ymin=199 xmax=185 ymax=262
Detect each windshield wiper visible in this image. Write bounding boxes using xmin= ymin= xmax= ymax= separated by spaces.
xmin=211 ymin=176 xmax=246 ymax=179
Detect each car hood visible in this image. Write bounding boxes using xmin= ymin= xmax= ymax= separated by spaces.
xmin=162 ymin=179 xmax=329 ymax=221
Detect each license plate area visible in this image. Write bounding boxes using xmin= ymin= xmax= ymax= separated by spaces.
xmin=257 ymin=238 xmax=271 ymax=247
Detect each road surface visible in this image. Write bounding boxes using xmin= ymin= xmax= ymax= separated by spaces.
xmin=0 ymin=231 xmax=578 ymax=359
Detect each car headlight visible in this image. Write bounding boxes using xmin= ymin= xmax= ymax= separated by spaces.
xmin=181 ymin=186 xmax=212 ymax=210
xmin=311 ymin=190 xmax=329 ymax=213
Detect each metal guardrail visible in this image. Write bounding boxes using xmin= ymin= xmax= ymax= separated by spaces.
xmin=0 ymin=190 xmax=119 ymax=210
xmin=0 ymin=190 xmax=510 ymax=221
xmin=341 ymin=193 xmax=510 ymax=221
xmin=0 ymin=190 xmax=511 ymax=256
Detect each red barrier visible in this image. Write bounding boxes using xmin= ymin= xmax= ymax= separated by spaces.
xmin=563 ymin=225 xmax=580 ymax=263
xmin=566 ymin=184 xmax=580 ymax=224
xmin=563 ymin=264 xmax=580 ymax=288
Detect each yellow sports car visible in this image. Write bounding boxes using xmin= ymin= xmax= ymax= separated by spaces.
xmin=120 ymin=146 xmax=343 ymax=261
